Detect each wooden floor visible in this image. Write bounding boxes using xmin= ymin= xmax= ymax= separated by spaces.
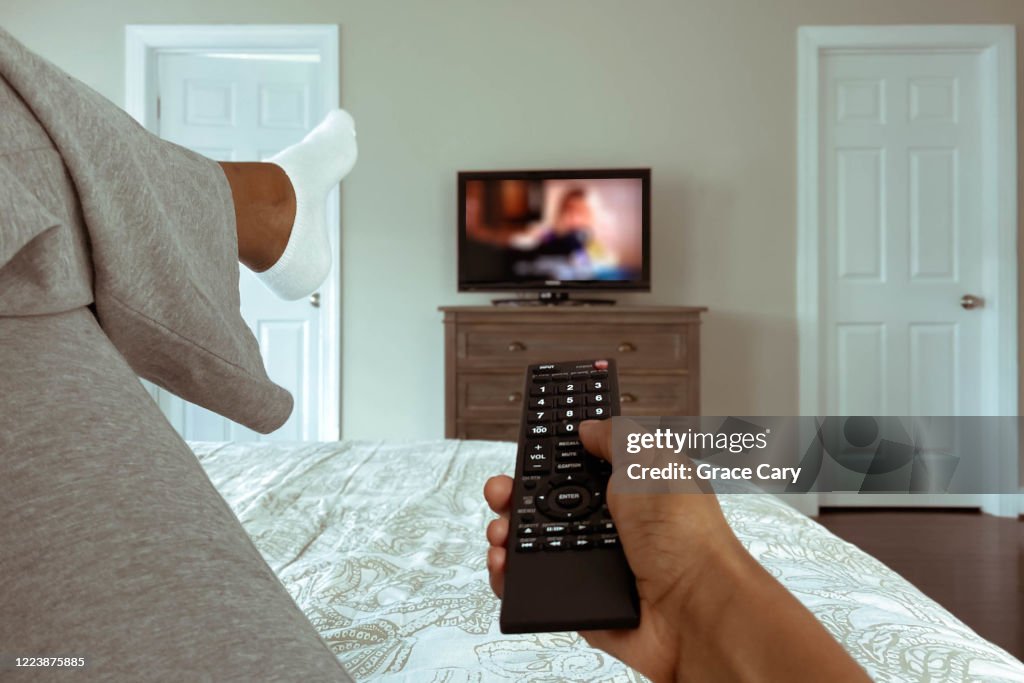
xmin=816 ymin=509 xmax=1022 ymax=658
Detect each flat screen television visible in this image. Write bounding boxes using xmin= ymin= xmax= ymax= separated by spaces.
xmin=458 ymin=169 xmax=650 ymax=298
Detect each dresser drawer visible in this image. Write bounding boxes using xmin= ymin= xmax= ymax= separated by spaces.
xmin=457 ymin=372 xmax=524 ymax=421
xmin=456 ymin=371 xmax=693 ymax=423
xmin=619 ymin=374 xmax=693 ymax=415
xmin=456 ymin=325 xmax=687 ymax=370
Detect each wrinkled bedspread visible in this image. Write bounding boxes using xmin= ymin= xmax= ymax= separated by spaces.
xmin=191 ymin=440 xmax=1024 ymax=682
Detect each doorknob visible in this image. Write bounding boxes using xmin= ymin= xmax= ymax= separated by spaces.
xmin=960 ymin=294 xmax=983 ymax=310
xmin=309 ymin=292 xmax=321 ymax=308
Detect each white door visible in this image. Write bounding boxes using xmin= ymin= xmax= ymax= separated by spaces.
xmin=154 ymin=52 xmax=324 ymax=441
xmin=818 ymin=49 xmax=996 ymax=507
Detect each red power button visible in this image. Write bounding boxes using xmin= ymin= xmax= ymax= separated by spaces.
xmin=593 ymin=359 xmax=609 ymax=370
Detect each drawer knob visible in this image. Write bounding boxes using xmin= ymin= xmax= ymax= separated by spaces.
xmin=507 ymin=391 xmax=522 ymax=403
xmin=617 ymin=342 xmax=636 ymax=353
xmin=507 ymin=341 xmax=526 ymax=352
xmin=621 ymin=392 xmax=637 ymax=403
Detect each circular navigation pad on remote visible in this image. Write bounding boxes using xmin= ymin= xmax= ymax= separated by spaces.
xmin=535 ymin=476 xmax=602 ymax=520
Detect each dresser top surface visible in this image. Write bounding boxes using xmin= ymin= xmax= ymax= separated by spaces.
xmin=439 ymin=305 xmax=707 ymax=315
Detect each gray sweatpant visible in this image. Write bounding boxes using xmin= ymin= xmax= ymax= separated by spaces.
xmin=0 ymin=29 xmax=353 ymax=682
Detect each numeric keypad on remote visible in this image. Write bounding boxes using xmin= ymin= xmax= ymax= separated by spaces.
xmin=513 ymin=360 xmax=621 ymax=554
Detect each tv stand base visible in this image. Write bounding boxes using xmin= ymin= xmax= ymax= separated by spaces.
xmin=491 ymin=292 xmax=617 ymax=307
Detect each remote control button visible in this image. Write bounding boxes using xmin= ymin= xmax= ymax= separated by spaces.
xmin=534 ymin=365 xmax=555 ymax=374
xmin=593 ymin=359 xmax=609 ymax=370
xmin=587 ymin=393 xmax=608 ymax=405
xmin=558 ymin=408 xmax=580 ymax=421
xmin=517 ymin=539 xmax=541 ymax=552
xmin=586 ymin=380 xmax=607 ymax=392
xmin=556 ymin=448 xmax=581 ymax=461
xmin=572 ymin=522 xmax=592 ymax=534
xmin=526 ymin=441 xmax=550 ymax=456
xmin=551 ymin=485 xmax=590 ymax=512
xmin=590 ymin=371 xmax=608 ymax=379
xmin=529 ymin=397 xmax=553 ymax=409
xmin=556 ymin=439 xmax=581 ymax=450
xmin=518 ymin=524 xmax=540 ymax=537
xmin=523 ymin=479 xmax=537 ymax=490
xmin=524 ymin=449 xmax=550 ymax=473
xmin=544 ymin=509 xmax=571 ymax=520
xmin=550 ymin=372 xmax=569 ymax=381
xmin=571 ymin=536 xmax=593 ymax=550
xmin=597 ymin=534 xmax=619 ymax=548
xmin=520 ymin=513 xmax=536 ymax=524
xmin=543 ymin=523 xmax=570 ymax=535
xmin=549 ymin=473 xmax=585 ymax=487
xmin=600 ymin=505 xmax=612 ymax=519
xmin=570 ymin=371 xmax=590 ymax=379
xmin=528 ymin=423 xmax=553 ymax=438
xmin=527 ymin=409 xmax=554 ymax=423
xmin=544 ymin=537 xmax=568 ymax=550
xmin=585 ymin=406 xmax=608 ymax=419
xmin=558 ymin=395 xmax=579 ymax=407
xmin=559 ymin=382 xmax=583 ymax=395
xmin=532 ymin=375 xmax=551 ymax=384
xmin=598 ymin=520 xmax=616 ymax=533
xmin=557 ymin=421 xmax=579 ymax=436
xmin=530 ymin=384 xmax=553 ymax=397
xmin=555 ymin=461 xmax=584 ymax=473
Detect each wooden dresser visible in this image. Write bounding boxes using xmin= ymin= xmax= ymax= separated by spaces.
xmin=440 ymin=305 xmax=706 ymax=440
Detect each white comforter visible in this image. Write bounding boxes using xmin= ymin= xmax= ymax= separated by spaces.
xmin=191 ymin=440 xmax=1024 ymax=682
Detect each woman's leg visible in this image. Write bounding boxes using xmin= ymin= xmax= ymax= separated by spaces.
xmin=1 ymin=26 xmax=355 ymax=431
xmin=219 ymin=161 xmax=296 ymax=273
xmin=0 ymin=42 xmax=354 ymax=679
xmin=0 ymin=309 xmax=353 ymax=682
xmin=222 ymin=110 xmax=357 ymax=299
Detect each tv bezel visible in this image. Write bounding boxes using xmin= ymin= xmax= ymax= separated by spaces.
xmin=457 ymin=168 xmax=652 ymax=293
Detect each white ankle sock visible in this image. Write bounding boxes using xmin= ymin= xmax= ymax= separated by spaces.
xmin=258 ymin=109 xmax=358 ymax=300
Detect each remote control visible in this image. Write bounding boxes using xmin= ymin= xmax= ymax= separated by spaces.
xmin=499 ymin=358 xmax=640 ymax=633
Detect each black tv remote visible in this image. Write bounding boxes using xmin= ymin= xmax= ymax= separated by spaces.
xmin=499 ymin=359 xmax=640 ymax=633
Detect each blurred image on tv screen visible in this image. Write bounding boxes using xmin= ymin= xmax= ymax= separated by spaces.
xmin=463 ymin=177 xmax=643 ymax=283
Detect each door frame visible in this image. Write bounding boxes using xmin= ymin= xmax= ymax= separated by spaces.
xmin=125 ymin=24 xmax=342 ymax=440
xmin=796 ymin=25 xmax=1018 ymax=516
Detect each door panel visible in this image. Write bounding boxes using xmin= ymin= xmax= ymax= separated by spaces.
xmin=835 ymin=148 xmax=884 ymax=280
xmin=909 ymin=149 xmax=958 ymax=280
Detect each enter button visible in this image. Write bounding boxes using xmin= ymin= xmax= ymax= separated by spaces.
xmin=551 ymin=485 xmax=590 ymax=512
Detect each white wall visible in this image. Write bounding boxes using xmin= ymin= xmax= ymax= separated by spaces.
xmin=3 ymin=0 xmax=1023 ymax=444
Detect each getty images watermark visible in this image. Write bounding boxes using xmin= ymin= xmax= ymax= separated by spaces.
xmin=608 ymin=416 xmax=1020 ymax=494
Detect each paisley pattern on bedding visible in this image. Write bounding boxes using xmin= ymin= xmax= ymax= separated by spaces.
xmin=191 ymin=440 xmax=1024 ymax=682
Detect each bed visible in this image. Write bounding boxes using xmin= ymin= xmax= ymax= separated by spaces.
xmin=191 ymin=439 xmax=1024 ymax=682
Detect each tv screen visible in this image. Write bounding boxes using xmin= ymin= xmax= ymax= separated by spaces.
xmin=458 ymin=169 xmax=650 ymax=291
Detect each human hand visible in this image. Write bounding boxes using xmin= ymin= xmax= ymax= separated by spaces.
xmin=483 ymin=418 xmax=748 ymax=682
